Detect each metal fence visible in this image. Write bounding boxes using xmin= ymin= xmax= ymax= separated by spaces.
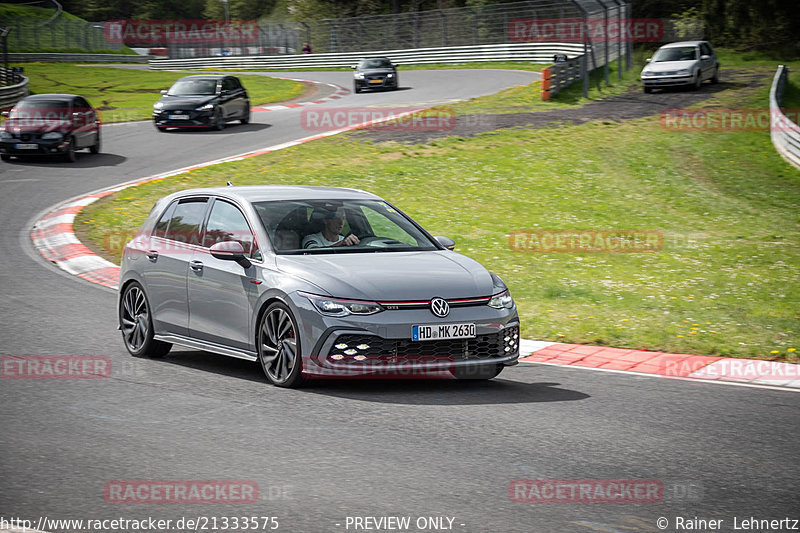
xmin=0 ymin=17 xmax=123 ymax=52
xmin=0 ymin=67 xmax=29 ymax=107
xmin=770 ymin=65 xmax=800 ymax=170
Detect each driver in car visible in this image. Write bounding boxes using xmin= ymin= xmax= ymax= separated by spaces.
xmin=302 ymin=207 xmax=361 ymax=248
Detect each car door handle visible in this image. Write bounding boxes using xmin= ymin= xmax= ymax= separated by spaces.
xmin=190 ymin=260 xmax=204 ymax=271
xmin=146 ymin=250 xmax=159 ymax=261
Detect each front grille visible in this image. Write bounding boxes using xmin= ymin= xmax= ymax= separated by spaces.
xmin=326 ymin=326 xmax=519 ymax=365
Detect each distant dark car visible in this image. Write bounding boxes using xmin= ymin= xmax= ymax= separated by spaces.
xmin=0 ymin=94 xmax=101 ymax=162
xmin=152 ymin=75 xmax=250 ymax=132
xmin=352 ymin=58 xmax=398 ymax=93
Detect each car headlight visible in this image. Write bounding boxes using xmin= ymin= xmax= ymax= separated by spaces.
xmin=41 ymin=132 xmax=63 ymax=140
xmin=0 ymin=131 xmax=12 ymax=140
xmin=387 ymin=73 xmax=394 ymax=78
xmin=354 ymin=73 xmax=365 ymax=79
xmin=677 ymin=69 xmax=690 ymax=75
xmin=642 ymin=70 xmax=652 ymax=76
xmin=488 ymin=290 xmax=514 ymax=309
xmin=301 ymin=292 xmax=384 ymax=316
xmin=488 ymin=273 xmax=514 ymax=309
xmin=196 ymin=103 xmax=214 ymax=111
xmin=153 ymin=102 xmax=163 ymax=110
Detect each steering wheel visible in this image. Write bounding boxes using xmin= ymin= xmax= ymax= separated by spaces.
xmin=358 ymin=236 xmax=406 ymax=247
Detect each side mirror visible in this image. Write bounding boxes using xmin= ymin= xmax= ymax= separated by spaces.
xmin=160 ymin=90 xmax=168 ymax=95
xmin=435 ymin=236 xmax=455 ymax=250
xmin=1 ymin=110 xmax=9 ymax=117
xmin=351 ymin=65 xmax=357 ymax=70
xmin=645 ymin=58 xmax=651 ymax=63
xmin=210 ymin=241 xmax=252 ymax=268
xmin=700 ymin=54 xmax=711 ymax=60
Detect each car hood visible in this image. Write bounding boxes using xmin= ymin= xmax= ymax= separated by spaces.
xmin=276 ymin=251 xmax=494 ymax=301
xmin=156 ymin=95 xmax=216 ymax=109
xmin=644 ymin=60 xmax=697 ymax=72
xmin=357 ymin=68 xmax=394 ymax=75
xmin=2 ymin=119 xmax=72 ymax=133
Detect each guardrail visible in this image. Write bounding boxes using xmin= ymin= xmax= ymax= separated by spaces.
xmin=148 ymin=42 xmax=586 ymax=70
xmin=541 ymin=56 xmax=584 ymax=100
xmin=770 ymin=65 xmax=800 ymax=170
xmin=0 ymin=71 xmax=29 ymax=108
xmin=8 ymin=53 xmax=149 ymax=63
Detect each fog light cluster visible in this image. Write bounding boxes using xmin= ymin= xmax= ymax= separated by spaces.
xmin=504 ymin=327 xmax=520 ymax=354
xmin=329 ymin=341 xmax=373 ymax=362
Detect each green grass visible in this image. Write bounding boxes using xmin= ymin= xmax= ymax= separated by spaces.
xmin=16 ymin=63 xmax=306 ymax=123
xmin=0 ymin=3 xmax=83 ymax=21
xmin=77 ymin=55 xmax=800 ymax=360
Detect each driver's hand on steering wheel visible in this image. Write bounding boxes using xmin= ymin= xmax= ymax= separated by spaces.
xmin=334 ymin=234 xmax=360 ymax=246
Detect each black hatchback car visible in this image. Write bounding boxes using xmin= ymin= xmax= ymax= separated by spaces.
xmin=0 ymin=94 xmax=101 ymax=162
xmin=152 ymin=75 xmax=250 ymax=131
xmin=353 ymin=58 xmax=399 ymax=93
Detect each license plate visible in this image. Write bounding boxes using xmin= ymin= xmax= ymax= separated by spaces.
xmin=15 ymin=143 xmax=37 ymax=149
xmin=369 ymin=79 xmax=383 ymax=84
xmin=168 ymin=114 xmax=190 ymax=120
xmin=412 ymin=323 xmax=476 ymax=341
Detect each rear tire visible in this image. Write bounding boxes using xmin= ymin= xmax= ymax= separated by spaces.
xmin=711 ymin=66 xmax=719 ymax=84
xmin=120 ymin=282 xmax=172 ymax=358
xmin=452 ymin=363 xmax=503 ymax=380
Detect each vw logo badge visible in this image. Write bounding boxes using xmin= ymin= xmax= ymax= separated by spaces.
xmin=430 ymin=297 xmax=450 ymax=318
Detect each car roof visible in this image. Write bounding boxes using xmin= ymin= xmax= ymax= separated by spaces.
xmin=175 ymin=75 xmax=230 ymax=81
xmin=360 ymin=57 xmax=391 ymax=61
xmin=660 ymin=41 xmax=706 ymax=48
xmin=21 ymin=94 xmax=79 ymax=101
xmin=167 ymin=185 xmax=380 ymax=203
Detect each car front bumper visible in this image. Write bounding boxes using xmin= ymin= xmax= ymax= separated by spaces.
xmin=153 ymin=109 xmax=214 ymax=128
xmin=287 ymin=291 xmax=520 ymax=378
xmin=355 ymin=78 xmax=398 ymax=90
xmin=0 ymin=138 xmax=72 ymax=156
xmin=641 ymin=75 xmax=694 ymax=87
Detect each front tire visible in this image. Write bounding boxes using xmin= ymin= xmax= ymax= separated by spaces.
xmin=643 ymin=86 xmax=652 ymax=93
xmin=693 ymin=72 xmax=702 ymax=90
xmin=120 ymin=282 xmax=172 ymax=358
xmin=63 ymin=137 xmax=76 ymax=162
xmin=240 ymin=108 xmax=250 ymax=125
xmin=212 ymin=108 xmax=225 ymax=131
xmin=89 ymin=131 xmax=101 ymax=154
xmin=452 ymin=363 xmax=503 ymax=380
xmin=1 ymin=154 xmax=10 ymax=161
xmin=354 ymin=83 xmax=361 ymax=94
xmin=258 ymin=302 xmax=305 ymax=388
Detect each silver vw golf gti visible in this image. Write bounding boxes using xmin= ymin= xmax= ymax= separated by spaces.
xmin=118 ymin=186 xmax=519 ymax=387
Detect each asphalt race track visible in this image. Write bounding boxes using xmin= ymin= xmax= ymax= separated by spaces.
xmin=1 ymin=68 xmax=798 ymax=533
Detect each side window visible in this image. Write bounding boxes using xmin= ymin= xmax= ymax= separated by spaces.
xmin=231 ymin=78 xmax=243 ymax=90
xmin=203 ymin=199 xmax=258 ymax=258
xmin=223 ymin=78 xmax=236 ymax=92
xmin=163 ymin=198 xmax=208 ymax=246
xmin=153 ymin=201 xmax=178 ymax=238
xmin=701 ymin=43 xmax=712 ymax=56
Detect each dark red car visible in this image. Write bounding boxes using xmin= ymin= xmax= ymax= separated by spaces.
xmin=0 ymin=93 xmax=101 ymax=162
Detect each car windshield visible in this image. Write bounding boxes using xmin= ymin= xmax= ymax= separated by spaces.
xmin=254 ymin=199 xmax=438 ymax=254
xmin=359 ymin=59 xmax=392 ymax=69
xmin=10 ymin=100 xmax=70 ymax=120
xmin=652 ymin=47 xmax=697 ymax=62
xmin=168 ymin=79 xmax=218 ymax=96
